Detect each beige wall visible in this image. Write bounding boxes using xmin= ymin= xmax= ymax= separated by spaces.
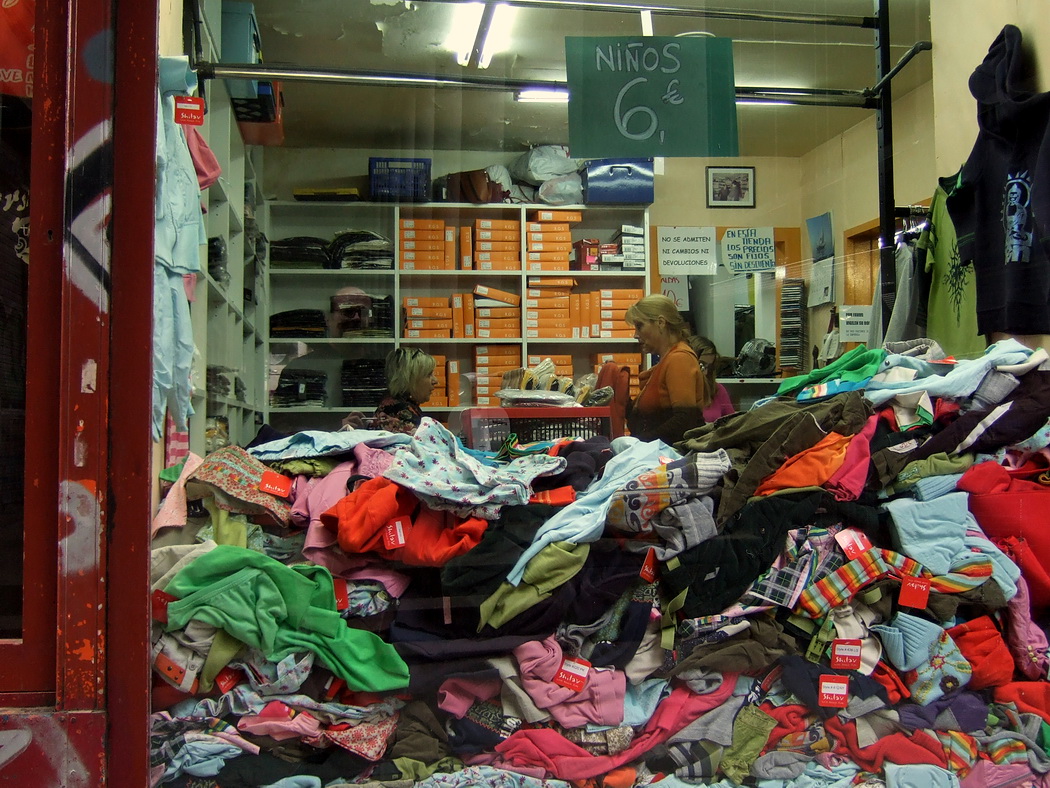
xmin=932 ymin=0 xmax=1050 ymax=176
xmin=799 ymin=80 xmax=936 ymax=257
xmin=651 ymin=157 xmax=802 ymax=229
xmin=159 ymin=0 xmax=183 ymax=57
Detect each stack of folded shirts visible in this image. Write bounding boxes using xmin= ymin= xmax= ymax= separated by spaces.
xmin=270 ymin=236 xmax=331 ymax=268
xmin=340 ymin=359 xmax=387 ymax=407
xmin=270 ymin=309 xmax=328 ymax=339
xmin=329 ymin=230 xmax=394 ymax=269
xmin=270 ymin=368 xmax=327 ymax=408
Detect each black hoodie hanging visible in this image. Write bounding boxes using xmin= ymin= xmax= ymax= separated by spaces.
xmin=946 ymin=24 xmax=1050 ymax=336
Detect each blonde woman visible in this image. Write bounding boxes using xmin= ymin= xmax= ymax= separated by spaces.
xmin=691 ymin=335 xmax=736 ymax=422
xmin=369 ymin=347 xmax=438 ymax=434
xmin=624 ymin=294 xmax=706 ymax=445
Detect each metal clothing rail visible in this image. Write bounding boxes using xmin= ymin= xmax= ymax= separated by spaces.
xmin=417 ymin=0 xmax=877 ymax=29
xmin=196 ymin=62 xmax=878 ymax=108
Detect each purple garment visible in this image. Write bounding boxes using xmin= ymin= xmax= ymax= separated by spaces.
xmin=702 ymin=383 xmax=735 ymax=423
xmin=512 ymin=635 xmax=626 ymax=728
xmin=896 ymin=690 xmax=989 ymax=733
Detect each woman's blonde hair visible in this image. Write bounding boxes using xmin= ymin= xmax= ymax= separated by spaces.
xmin=385 ymin=347 xmax=435 ymax=399
xmin=624 ymin=294 xmax=693 ymax=342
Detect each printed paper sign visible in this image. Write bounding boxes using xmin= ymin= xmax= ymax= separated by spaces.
xmin=658 ymin=226 xmax=717 ymax=276
xmin=840 ymin=306 xmax=872 ymax=343
xmin=834 ymin=529 xmax=873 ymax=560
xmin=333 ymin=578 xmax=349 ymax=611
xmin=640 ymin=547 xmax=658 ymax=583
xmin=383 ymin=518 xmax=408 ymax=549
xmin=259 ymin=470 xmax=293 ymax=498
xmin=818 ymin=675 xmax=850 ymax=708
xmin=661 ymin=276 xmax=690 ymax=309
xmin=553 ymin=657 xmax=591 ymax=692
xmin=830 ymin=639 xmax=863 ymax=670
xmin=722 ymin=227 xmax=776 ymax=272
xmin=174 ymin=96 xmax=206 ymax=125
xmin=898 ymin=576 xmax=931 ymax=609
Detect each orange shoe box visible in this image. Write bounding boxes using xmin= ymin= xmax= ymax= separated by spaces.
xmin=400 ymin=218 xmax=445 ymax=230
xmin=473 ymin=284 xmax=521 ymax=306
xmin=528 ymin=209 xmax=582 ymax=223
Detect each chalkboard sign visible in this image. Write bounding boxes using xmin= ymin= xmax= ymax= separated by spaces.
xmin=565 ymin=36 xmax=738 ymax=159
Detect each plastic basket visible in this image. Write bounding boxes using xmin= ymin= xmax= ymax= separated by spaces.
xmin=462 ymin=406 xmax=619 ymax=451
xmin=369 ymin=157 xmax=431 ymax=202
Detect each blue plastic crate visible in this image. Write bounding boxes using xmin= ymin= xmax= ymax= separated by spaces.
xmin=369 ymin=157 xmax=431 ymax=202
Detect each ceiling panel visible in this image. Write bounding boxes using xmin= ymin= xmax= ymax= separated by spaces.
xmin=239 ymin=0 xmax=931 ymax=157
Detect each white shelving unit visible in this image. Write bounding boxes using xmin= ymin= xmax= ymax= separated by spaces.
xmin=263 ymin=200 xmax=650 ymax=434
xmin=187 ymin=0 xmax=266 ymax=453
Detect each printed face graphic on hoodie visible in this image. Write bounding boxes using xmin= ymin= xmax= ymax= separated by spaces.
xmin=1003 ymin=172 xmax=1034 ymax=263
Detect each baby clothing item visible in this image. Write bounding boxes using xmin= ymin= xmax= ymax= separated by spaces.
xmin=872 ymin=612 xmax=972 ymax=705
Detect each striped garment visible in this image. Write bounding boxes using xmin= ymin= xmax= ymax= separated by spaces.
xmin=934 ymin=729 xmax=978 ymax=775
xmin=795 ymin=547 xmax=994 ymax=618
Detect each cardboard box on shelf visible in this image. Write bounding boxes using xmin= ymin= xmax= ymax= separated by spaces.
xmin=527 ymin=277 xmax=578 ymax=288
xmin=403 ymin=296 xmax=449 ymax=308
xmin=525 ymin=307 xmax=570 ymax=321
xmin=477 ymin=259 xmax=521 ymax=271
xmin=524 ymin=295 xmax=570 ymax=309
xmin=474 ymin=344 xmax=521 ymax=357
xmin=403 ymin=328 xmax=451 ymax=339
xmin=527 ymin=232 xmax=573 ymax=245
xmin=526 ymin=260 xmax=571 ymax=272
xmin=475 ymin=229 xmax=520 ymax=242
xmin=406 ymin=318 xmax=453 ymax=330
xmin=528 ymin=354 xmax=573 ymax=366
xmin=404 ymin=306 xmax=452 ymax=318
xmin=475 ymin=240 xmax=521 ymax=252
xmin=401 ymin=259 xmax=449 ymax=270
xmin=473 ymin=284 xmax=520 ymax=306
xmin=475 ymin=306 xmax=521 ymax=319
xmin=399 ymin=239 xmax=445 ymax=251
xmin=526 ymin=327 xmax=577 ymax=339
xmin=475 ymin=327 xmax=521 ymax=339
xmin=475 ymin=317 xmax=520 ymax=331
xmin=526 ymin=287 xmax=572 ymax=299
xmin=525 ymin=222 xmax=571 ymax=233
xmin=475 ymin=218 xmax=520 ymax=231
xmin=400 ymin=218 xmax=445 ymax=230
xmin=460 ymin=226 xmax=473 ymax=269
xmin=400 ymin=228 xmax=445 ymax=241
xmin=600 ymin=288 xmax=644 ymax=300
xmin=528 ymin=209 xmax=582 ymax=223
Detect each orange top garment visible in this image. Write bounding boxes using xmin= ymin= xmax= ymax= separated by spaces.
xmin=627 ymin=341 xmax=706 ymax=446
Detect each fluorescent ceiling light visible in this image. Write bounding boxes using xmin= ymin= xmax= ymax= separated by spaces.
xmin=445 ymin=2 xmax=516 ymax=69
xmin=736 ymin=99 xmax=795 ymax=106
xmin=515 ymin=88 xmax=569 ymax=103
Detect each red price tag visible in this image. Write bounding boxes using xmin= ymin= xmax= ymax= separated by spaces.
xmin=640 ymin=547 xmax=658 ymax=583
xmin=552 ymin=657 xmax=591 ymax=692
xmin=834 ymin=528 xmax=873 ymax=560
xmin=830 ymin=639 xmax=863 ymax=670
xmin=258 ymin=470 xmax=293 ymax=498
xmin=899 ymin=576 xmax=931 ymax=608
xmin=818 ymin=675 xmax=850 ymax=708
xmin=213 ymin=666 xmax=245 ymax=694
xmin=151 ymin=589 xmax=178 ymax=622
xmin=174 ymin=95 xmax=205 ymax=125
xmin=323 ymin=676 xmax=346 ymax=701
xmin=383 ymin=518 xmax=408 ymax=549
xmin=332 ymin=578 xmax=349 ymax=610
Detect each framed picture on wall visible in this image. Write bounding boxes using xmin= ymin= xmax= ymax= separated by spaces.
xmin=706 ymin=166 xmax=756 ymax=208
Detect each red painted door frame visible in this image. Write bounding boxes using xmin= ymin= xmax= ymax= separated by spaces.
xmin=0 ymin=0 xmax=157 ymax=783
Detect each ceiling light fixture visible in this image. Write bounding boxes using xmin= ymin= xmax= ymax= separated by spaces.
xmin=445 ymin=2 xmax=516 ymax=69
xmin=515 ymin=88 xmax=569 ymax=103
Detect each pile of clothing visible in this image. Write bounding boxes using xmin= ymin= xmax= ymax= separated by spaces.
xmin=150 ymin=338 xmax=1050 ymax=788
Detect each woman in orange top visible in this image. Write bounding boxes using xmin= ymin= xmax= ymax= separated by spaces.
xmin=624 ymin=295 xmax=706 ymax=446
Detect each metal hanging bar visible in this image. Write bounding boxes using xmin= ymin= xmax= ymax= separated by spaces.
xmin=417 ymin=0 xmax=877 ymax=28
xmin=197 ymin=62 xmax=877 ymax=107
xmin=866 ymin=39 xmax=933 ymax=96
